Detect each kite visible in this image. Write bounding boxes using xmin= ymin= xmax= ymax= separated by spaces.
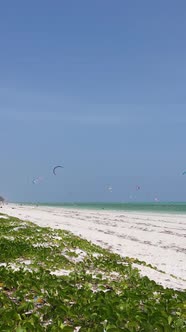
xmin=32 ymin=177 xmax=43 ymax=185
xmin=107 ymin=185 xmax=112 ymax=192
xmin=53 ymin=165 xmax=64 ymax=175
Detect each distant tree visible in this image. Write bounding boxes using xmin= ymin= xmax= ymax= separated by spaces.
xmin=0 ymin=196 xmax=5 ymax=203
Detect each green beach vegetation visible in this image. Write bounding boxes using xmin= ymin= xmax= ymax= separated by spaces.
xmin=0 ymin=214 xmax=185 ymax=331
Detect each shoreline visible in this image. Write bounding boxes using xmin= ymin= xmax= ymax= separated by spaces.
xmin=13 ymin=201 xmax=186 ymax=215
xmin=1 ymin=203 xmax=186 ymax=291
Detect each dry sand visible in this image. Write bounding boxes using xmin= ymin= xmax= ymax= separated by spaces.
xmin=1 ymin=204 xmax=186 ymax=291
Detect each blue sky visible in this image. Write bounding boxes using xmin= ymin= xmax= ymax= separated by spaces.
xmin=0 ymin=1 xmax=186 ymax=202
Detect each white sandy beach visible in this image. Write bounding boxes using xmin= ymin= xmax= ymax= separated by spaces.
xmin=1 ymin=204 xmax=186 ymax=291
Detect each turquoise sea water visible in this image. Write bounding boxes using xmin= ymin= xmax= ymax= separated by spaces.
xmin=27 ymin=202 xmax=186 ymax=214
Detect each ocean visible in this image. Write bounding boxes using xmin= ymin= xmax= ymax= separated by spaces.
xmin=28 ymin=202 xmax=186 ymax=214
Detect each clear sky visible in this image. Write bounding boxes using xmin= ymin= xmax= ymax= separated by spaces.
xmin=0 ymin=1 xmax=186 ymax=203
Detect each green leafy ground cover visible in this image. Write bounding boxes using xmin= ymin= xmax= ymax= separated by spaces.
xmin=0 ymin=214 xmax=185 ymax=331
